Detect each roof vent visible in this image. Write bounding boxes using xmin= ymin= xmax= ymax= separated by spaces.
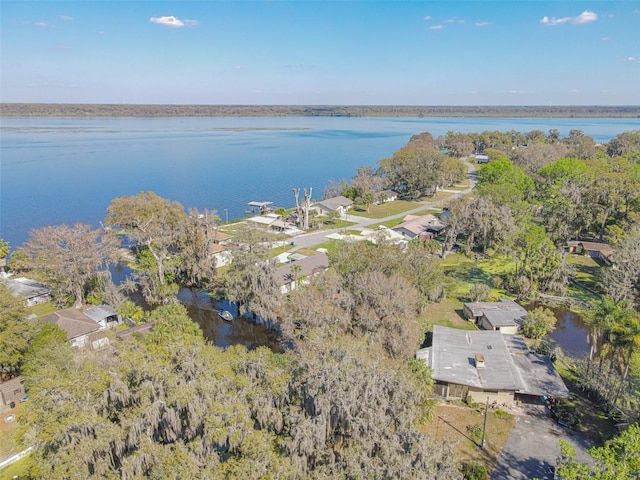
xmin=475 ymin=353 xmax=486 ymax=369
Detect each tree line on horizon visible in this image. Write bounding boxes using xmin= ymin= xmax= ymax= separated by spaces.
xmin=2 ymin=103 xmax=640 ymax=118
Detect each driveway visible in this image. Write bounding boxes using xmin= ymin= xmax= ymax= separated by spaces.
xmin=491 ymin=401 xmax=594 ymax=480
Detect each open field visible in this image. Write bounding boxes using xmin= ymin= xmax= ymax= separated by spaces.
xmin=0 ymin=403 xmax=24 ymax=460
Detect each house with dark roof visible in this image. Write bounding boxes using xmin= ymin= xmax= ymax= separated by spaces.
xmin=43 ymin=308 xmax=109 ymax=349
xmin=275 ymin=253 xmax=329 ymax=293
xmin=566 ymin=240 xmax=615 ymax=264
xmin=312 ymin=196 xmax=353 ymax=218
xmin=416 ymin=325 xmax=569 ymax=405
xmin=1 ymin=277 xmax=50 ymax=307
xmin=463 ymin=298 xmax=527 ymax=334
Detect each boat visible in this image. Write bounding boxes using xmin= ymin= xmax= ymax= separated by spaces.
xmin=218 ymin=310 xmax=233 ymax=322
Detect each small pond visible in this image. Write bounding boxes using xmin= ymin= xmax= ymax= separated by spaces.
xmin=526 ymin=303 xmax=590 ymax=358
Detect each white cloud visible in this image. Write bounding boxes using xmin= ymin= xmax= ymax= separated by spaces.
xmin=34 ymin=21 xmax=48 ymax=27
xmin=628 ymin=56 xmax=636 ymax=61
xmin=429 ymin=25 xmax=443 ymax=30
xmin=150 ymin=16 xmax=198 ymax=28
xmin=475 ymin=21 xmax=490 ymax=27
xmin=601 ymin=36 xmax=609 ymax=41
xmin=59 ymin=15 xmax=73 ymax=21
xmin=423 ymin=16 xmax=431 ymax=21
xmin=508 ymin=90 xmax=533 ymax=94
xmin=540 ymin=10 xmax=598 ymax=26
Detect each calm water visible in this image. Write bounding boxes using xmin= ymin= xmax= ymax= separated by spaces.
xmin=548 ymin=308 xmax=589 ymax=358
xmin=1 ymin=116 xmax=637 ymax=248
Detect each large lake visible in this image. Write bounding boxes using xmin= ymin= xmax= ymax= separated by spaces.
xmin=1 ymin=116 xmax=637 ymax=248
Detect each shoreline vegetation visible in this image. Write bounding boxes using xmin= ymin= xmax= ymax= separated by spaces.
xmin=1 ymin=103 xmax=639 ymax=118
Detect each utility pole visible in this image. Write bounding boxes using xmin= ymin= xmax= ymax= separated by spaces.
xmin=481 ymin=396 xmax=489 ymax=449
xmin=224 ymin=208 xmax=228 ymax=225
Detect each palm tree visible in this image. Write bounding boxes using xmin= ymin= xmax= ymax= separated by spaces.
xmin=610 ymin=313 xmax=640 ymax=406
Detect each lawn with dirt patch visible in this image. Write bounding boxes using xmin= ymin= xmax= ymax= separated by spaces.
xmin=0 ymin=402 xmax=24 ymax=460
xmin=426 ymin=403 xmax=515 ymax=473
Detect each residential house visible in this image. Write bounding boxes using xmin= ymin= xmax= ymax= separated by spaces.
xmin=43 ymin=308 xmax=109 ymax=350
xmin=373 ymin=190 xmax=399 ymax=204
xmin=0 ymin=376 xmax=25 ymax=409
xmin=566 ymin=240 xmax=615 ymax=264
xmin=416 ymin=325 xmax=569 ymax=405
xmin=84 ymin=305 xmax=120 ymax=329
xmin=1 ymin=277 xmax=50 ymax=307
xmin=275 ymin=253 xmax=329 ymax=293
xmin=246 ymin=213 xmax=281 ymax=229
xmin=475 ymin=154 xmax=490 ymax=164
xmin=463 ymin=298 xmax=527 ymax=334
xmin=392 ymin=214 xmax=446 ymax=241
xmin=312 ymin=196 xmax=353 ymax=218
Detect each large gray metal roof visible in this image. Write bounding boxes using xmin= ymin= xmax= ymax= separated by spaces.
xmin=421 ymin=325 xmax=570 ymax=398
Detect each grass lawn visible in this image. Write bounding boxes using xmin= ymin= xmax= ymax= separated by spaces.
xmin=442 ymin=253 xmax=515 ymax=302
xmin=426 ymin=403 xmax=515 ymax=473
xmin=0 ymin=456 xmax=32 ymax=480
xmin=566 ymin=255 xmax=604 ymax=292
xmin=27 ymin=301 xmax=56 ymax=317
xmin=424 ymin=297 xmax=477 ymax=331
xmin=0 ymin=402 xmax=24 ymax=460
xmin=350 ymin=200 xmax=422 ymax=219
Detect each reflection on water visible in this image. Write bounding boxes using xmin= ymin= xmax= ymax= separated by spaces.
xmin=177 ymin=288 xmax=283 ymax=352
xmin=111 ymin=264 xmax=282 ymax=351
xmin=547 ymin=308 xmax=589 ymax=358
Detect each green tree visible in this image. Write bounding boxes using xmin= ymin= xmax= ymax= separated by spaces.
xmin=378 ymin=145 xmax=444 ymax=199
xmin=556 ymin=425 xmax=640 ymax=479
xmin=520 ymin=307 xmax=557 ymax=339
xmin=0 ymin=283 xmax=38 ymax=378
xmin=106 ymin=191 xmax=187 ymax=305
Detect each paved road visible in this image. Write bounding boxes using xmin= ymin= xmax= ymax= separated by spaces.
xmin=289 ymin=159 xmax=477 ymax=252
xmin=491 ymin=402 xmax=594 ymax=480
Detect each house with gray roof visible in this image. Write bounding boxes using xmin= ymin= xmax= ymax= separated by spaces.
xmin=312 ymin=196 xmax=353 ymax=218
xmin=43 ymin=308 xmax=109 ymax=350
xmin=1 ymin=277 xmax=50 ymax=307
xmin=84 ymin=305 xmax=120 ymax=329
xmin=392 ymin=214 xmax=446 ymax=241
xmin=275 ymin=252 xmax=329 ymax=293
xmin=463 ymin=298 xmax=528 ymax=334
xmin=416 ymin=325 xmax=569 ymax=405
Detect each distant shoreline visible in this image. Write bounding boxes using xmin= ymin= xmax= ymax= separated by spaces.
xmin=2 ymin=103 xmax=639 ymax=118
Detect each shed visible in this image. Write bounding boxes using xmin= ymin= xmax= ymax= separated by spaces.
xmin=84 ymin=305 xmax=120 ymax=329
xmin=463 ymin=298 xmax=527 ymax=334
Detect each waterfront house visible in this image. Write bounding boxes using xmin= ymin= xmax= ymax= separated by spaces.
xmin=416 ymin=325 xmax=569 ymax=405
xmin=463 ymin=298 xmax=527 ymax=334
xmin=1 ymin=277 xmax=50 ymax=307
xmin=312 ymin=196 xmax=353 ymax=218
xmin=374 ymin=190 xmax=399 ymax=204
xmin=275 ymin=252 xmax=329 ymax=293
xmin=43 ymin=308 xmax=109 ymax=350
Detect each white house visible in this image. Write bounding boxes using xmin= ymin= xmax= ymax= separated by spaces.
xmin=1 ymin=277 xmax=50 ymax=307
xmin=312 ymin=196 xmax=353 ymax=218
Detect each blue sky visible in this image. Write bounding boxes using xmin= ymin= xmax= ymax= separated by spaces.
xmin=1 ymin=1 xmax=638 ymax=105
